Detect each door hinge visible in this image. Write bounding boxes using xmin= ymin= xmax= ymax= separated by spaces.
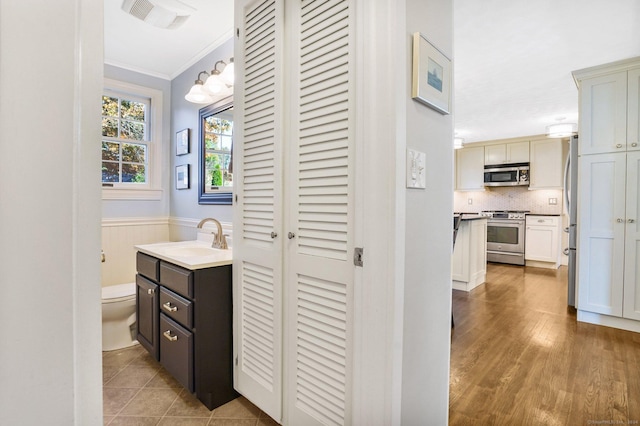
xmin=235 ymin=194 xmax=238 ymax=203
xmin=236 ymin=28 xmax=240 ymax=38
xmin=235 ymin=356 xmax=238 ymax=366
xmin=354 ymin=247 xmax=363 ymax=267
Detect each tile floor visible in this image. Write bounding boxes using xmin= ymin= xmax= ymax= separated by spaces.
xmin=103 ymin=344 xmax=278 ymax=426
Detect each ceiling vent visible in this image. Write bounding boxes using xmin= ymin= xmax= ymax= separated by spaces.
xmin=121 ymin=0 xmax=196 ymax=30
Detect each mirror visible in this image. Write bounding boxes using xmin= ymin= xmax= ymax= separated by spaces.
xmin=198 ymin=100 xmax=233 ymax=204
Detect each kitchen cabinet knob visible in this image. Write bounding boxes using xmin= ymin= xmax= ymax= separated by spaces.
xmin=617 ymin=218 xmax=624 ymax=223
xmin=633 ymin=143 xmax=638 ymax=147
xmin=563 ymin=248 xmax=570 ymax=256
xmin=288 ymin=232 xmax=296 ymax=239
xmin=163 ymin=330 xmax=178 ymax=342
xmin=162 ymin=302 xmax=177 ymax=312
xmin=629 ymin=219 xmax=636 ymax=223
xmin=147 ymin=288 xmax=155 ymax=295
xmin=270 ymin=231 xmax=277 ymax=239
xmin=616 ymin=143 xmax=623 ymax=148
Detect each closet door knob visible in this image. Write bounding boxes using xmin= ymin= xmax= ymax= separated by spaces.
xmin=270 ymin=232 xmax=278 ymax=239
xmin=616 ymin=143 xmax=623 ymax=148
xmin=633 ymin=143 xmax=638 ymax=147
xmin=288 ymin=232 xmax=296 ymax=239
xmin=629 ymin=219 xmax=636 ymax=223
xmin=617 ymin=218 xmax=624 ymax=223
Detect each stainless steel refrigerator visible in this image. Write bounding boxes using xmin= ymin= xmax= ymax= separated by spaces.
xmin=564 ymin=134 xmax=578 ymax=307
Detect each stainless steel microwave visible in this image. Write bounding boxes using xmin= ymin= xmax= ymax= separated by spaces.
xmin=484 ymin=163 xmax=529 ymax=187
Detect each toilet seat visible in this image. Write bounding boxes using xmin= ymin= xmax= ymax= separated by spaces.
xmin=102 ymin=282 xmax=136 ymax=304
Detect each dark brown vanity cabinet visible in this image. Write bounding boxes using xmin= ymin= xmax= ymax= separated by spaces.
xmin=135 ymin=251 xmax=237 ymax=410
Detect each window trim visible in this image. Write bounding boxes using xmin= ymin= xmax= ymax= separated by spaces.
xmin=102 ymin=78 xmax=163 ymax=200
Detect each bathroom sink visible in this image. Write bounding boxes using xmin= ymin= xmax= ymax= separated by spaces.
xmin=163 ymin=246 xmax=218 ymax=257
xmin=135 ymin=240 xmax=233 ymax=270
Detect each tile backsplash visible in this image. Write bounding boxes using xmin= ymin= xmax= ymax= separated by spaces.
xmin=454 ymin=186 xmax=564 ymax=215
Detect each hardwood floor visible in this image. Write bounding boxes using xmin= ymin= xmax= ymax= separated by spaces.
xmin=449 ymin=263 xmax=640 ymax=425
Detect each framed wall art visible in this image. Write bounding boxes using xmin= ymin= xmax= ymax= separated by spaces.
xmin=411 ymin=32 xmax=452 ymax=115
xmin=176 ymin=128 xmax=190 ymax=156
xmin=176 ymin=164 xmax=190 ymax=189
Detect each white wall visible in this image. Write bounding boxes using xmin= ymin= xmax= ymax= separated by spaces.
xmin=401 ymin=0 xmax=454 ymax=423
xmin=0 ymin=0 xmax=103 ymax=424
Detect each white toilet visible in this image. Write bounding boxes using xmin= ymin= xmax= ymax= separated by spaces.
xmin=101 ymin=282 xmax=137 ymax=351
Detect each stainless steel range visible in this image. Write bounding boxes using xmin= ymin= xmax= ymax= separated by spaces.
xmin=480 ymin=210 xmax=528 ymax=266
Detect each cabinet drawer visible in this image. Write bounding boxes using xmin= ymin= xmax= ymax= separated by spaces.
xmin=137 ymin=252 xmax=160 ymax=281
xmin=526 ymin=216 xmax=558 ymax=226
xmin=160 ymin=287 xmax=193 ymax=329
xmin=160 ymin=314 xmax=193 ymax=392
xmin=160 ymin=261 xmax=193 ymax=298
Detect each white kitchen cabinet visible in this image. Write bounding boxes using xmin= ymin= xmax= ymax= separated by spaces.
xmin=233 ymin=0 xmax=356 ymax=424
xmin=452 ymin=218 xmax=487 ymax=291
xmin=455 ymin=146 xmax=485 ymax=191
xmin=529 ymin=138 xmax=566 ymax=190
xmin=484 ymin=141 xmax=529 ymax=165
xmin=574 ymin=61 xmax=640 ymax=155
xmin=574 ymin=58 xmax=640 ymax=331
xmin=524 ymin=215 xmax=560 ymax=268
xmin=577 ymin=153 xmax=626 ymax=317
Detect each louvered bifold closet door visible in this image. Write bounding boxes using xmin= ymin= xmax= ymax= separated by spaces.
xmin=285 ymin=1 xmax=355 ymax=425
xmin=233 ymin=0 xmax=284 ymax=422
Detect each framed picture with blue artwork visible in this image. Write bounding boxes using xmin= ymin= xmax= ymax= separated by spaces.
xmin=411 ymin=32 xmax=451 ymax=115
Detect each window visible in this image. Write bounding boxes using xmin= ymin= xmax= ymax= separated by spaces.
xmin=203 ymin=108 xmax=233 ymax=191
xmin=101 ymin=94 xmax=149 ymax=184
xmin=102 ymin=79 xmax=163 ymax=200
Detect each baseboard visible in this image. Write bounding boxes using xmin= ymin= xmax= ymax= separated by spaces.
xmin=577 ymin=310 xmax=640 ymax=333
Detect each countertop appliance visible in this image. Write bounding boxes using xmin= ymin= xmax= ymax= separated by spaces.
xmin=481 ymin=210 xmax=529 ymax=265
xmin=564 ymin=134 xmax=578 ymax=307
xmin=484 ymin=163 xmax=530 ymax=187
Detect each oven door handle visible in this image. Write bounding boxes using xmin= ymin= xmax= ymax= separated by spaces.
xmin=487 ymin=220 xmax=524 ymax=226
xmin=486 ymin=250 xmax=523 ymax=256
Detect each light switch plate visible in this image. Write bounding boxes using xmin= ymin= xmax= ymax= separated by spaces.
xmin=406 ymin=149 xmax=426 ymax=189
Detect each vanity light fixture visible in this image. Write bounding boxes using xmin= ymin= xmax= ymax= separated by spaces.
xmin=546 ymin=117 xmax=577 ymax=138
xmin=185 ymin=58 xmax=234 ymax=104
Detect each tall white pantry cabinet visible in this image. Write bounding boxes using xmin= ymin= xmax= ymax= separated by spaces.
xmin=573 ymin=57 xmax=640 ymax=331
xmin=232 ymin=0 xmax=357 ymax=424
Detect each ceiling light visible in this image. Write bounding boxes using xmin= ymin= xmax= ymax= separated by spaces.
xmin=546 ymin=117 xmax=577 ymax=138
xmin=121 ymin=0 xmax=196 ymax=30
xmin=454 ymin=137 xmax=464 ymax=149
xmin=185 ymin=59 xmax=234 ymax=105
xmin=184 ymin=72 xmax=214 ymax=104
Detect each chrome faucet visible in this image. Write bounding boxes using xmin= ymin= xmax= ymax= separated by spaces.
xmin=197 ymin=218 xmax=228 ymax=250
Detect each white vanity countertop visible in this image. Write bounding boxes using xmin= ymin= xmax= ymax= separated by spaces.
xmin=135 ymin=239 xmax=232 ymax=270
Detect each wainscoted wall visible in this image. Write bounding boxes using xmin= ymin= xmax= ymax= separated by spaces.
xmin=101 ymin=217 xmax=234 ymax=288
xmin=101 ymin=217 xmax=170 ymax=287
xmin=169 ymin=217 xmax=233 ymax=247
xmin=454 ymin=186 xmax=564 ymax=215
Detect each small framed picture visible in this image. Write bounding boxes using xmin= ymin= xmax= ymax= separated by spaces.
xmin=176 ymin=164 xmax=190 ymax=190
xmin=176 ymin=128 xmax=190 ymax=156
xmin=411 ymin=32 xmax=452 ymax=115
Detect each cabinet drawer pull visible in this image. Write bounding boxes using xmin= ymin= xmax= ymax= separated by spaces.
xmin=163 ymin=330 xmax=178 ymax=341
xmin=147 ymin=288 xmax=155 ymax=295
xmin=162 ymin=302 xmax=178 ymax=312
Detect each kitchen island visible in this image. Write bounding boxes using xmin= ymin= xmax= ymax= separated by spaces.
xmin=452 ymin=215 xmax=488 ymax=292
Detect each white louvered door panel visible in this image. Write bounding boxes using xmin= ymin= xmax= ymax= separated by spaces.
xmin=233 ymin=0 xmax=284 ymax=422
xmin=285 ymin=1 xmax=355 ymax=425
